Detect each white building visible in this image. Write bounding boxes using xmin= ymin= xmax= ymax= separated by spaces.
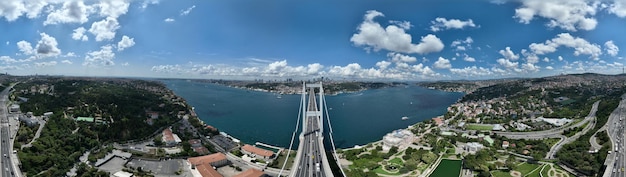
xmin=382 ymin=129 xmax=415 ymax=151
xmin=464 ymin=142 xmax=484 ymax=153
xmin=538 ymin=117 xmax=572 ymax=127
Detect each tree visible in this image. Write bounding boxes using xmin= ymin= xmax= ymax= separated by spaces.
xmin=421 ymin=152 xmax=437 ymax=164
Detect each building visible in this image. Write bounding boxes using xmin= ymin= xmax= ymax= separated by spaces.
xmin=502 ymin=141 xmax=509 ymax=149
xmin=146 ymin=111 xmax=160 ymax=119
xmin=464 ymin=142 xmax=484 ymax=153
xmin=189 ymin=139 xmax=202 ymax=147
xmin=382 ymin=129 xmax=415 ymax=151
xmin=538 ymin=117 xmax=572 ymax=127
xmin=188 ymin=153 xmax=229 ymax=177
xmin=193 ymin=146 xmax=210 ymax=155
xmin=483 ymin=136 xmax=494 ymax=146
xmin=9 ymin=104 xmax=20 ymax=113
xmin=76 ymin=117 xmax=95 ymax=122
xmin=162 ymin=127 xmax=182 ymax=146
xmin=18 ymin=115 xmax=38 ymax=127
xmin=432 ymin=117 xmax=443 ymax=126
xmin=233 ymin=168 xmax=268 ymax=177
xmin=241 ymin=144 xmax=275 ymax=161
xmin=113 ymin=171 xmax=133 ymax=177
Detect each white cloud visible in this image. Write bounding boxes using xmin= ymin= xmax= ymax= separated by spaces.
xmin=387 ymin=52 xmax=417 ymax=63
xmin=96 ymin=0 xmax=129 ymax=18
xmin=433 ymin=57 xmax=451 ymax=69
xmin=451 ymin=37 xmax=473 ymax=51
xmin=89 ymin=17 xmax=120 ymax=41
xmin=117 ymin=35 xmax=135 ymax=51
xmin=0 ymin=0 xmax=48 ymax=21
xmin=44 ymin=1 xmax=92 ymax=25
xmin=350 ymin=10 xmax=444 ymax=54
xmin=546 ymin=66 xmax=554 ymax=70
xmin=521 ymin=62 xmax=540 ymax=72
xmin=513 ymin=0 xmax=599 ymax=31
xmin=605 ymin=40 xmax=619 ymax=56
xmin=463 ymin=54 xmax=476 ymax=62
xmin=151 ymin=64 xmax=183 ymax=73
xmin=5 ymin=41 xmax=8 ymax=45
xmin=529 ymin=33 xmax=602 ymax=59
xmin=543 ymin=57 xmax=550 ymax=62
xmin=35 ymin=32 xmax=61 ymax=58
xmin=140 ymin=0 xmax=159 ymax=9
xmin=17 ymin=41 xmax=34 ymax=55
xmin=608 ymin=0 xmax=626 ymax=18
xmin=0 ymin=56 xmax=18 ymax=64
xmin=164 ymin=18 xmax=175 ymax=22
xmin=499 ymin=47 xmax=520 ymax=60
xmin=61 ymin=59 xmax=73 ymax=64
xmin=429 ymin=17 xmax=477 ymax=32
xmin=122 ymin=62 xmax=129 ymax=66
xmin=72 ymin=27 xmax=89 ymax=41
xmin=558 ymin=56 xmax=564 ymax=61
xmin=497 ymin=58 xmax=518 ymax=69
xmin=83 ymin=45 xmax=115 ymax=67
xmin=180 ymin=5 xmax=195 ymax=16
xmin=389 ymin=20 xmax=412 ymax=30
xmin=450 ymin=66 xmax=494 ymax=76
xmin=376 ymin=61 xmax=392 ymax=70
xmin=34 ymin=61 xmax=57 ymax=67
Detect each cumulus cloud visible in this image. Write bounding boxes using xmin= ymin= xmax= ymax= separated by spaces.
xmin=72 ymin=27 xmax=89 ymax=41
xmin=430 ymin=17 xmax=477 ymax=32
xmin=546 ymin=66 xmax=554 ymax=70
xmin=34 ymin=61 xmax=57 ymax=67
xmin=450 ymin=66 xmax=494 ymax=76
xmin=164 ymin=18 xmax=175 ymax=22
xmin=387 ymin=52 xmax=417 ymax=63
xmin=117 ymin=35 xmax=135 ymax=51
xmin=433 ymin=57 xmax=452 ymax=69
xmin=499 ymin=47 xmax=520 ymax=60
xmin=521 ymin=62 xmax=540 ymax=72
xmin=529 ymin=33 xmax=602 ymax=59
xmin=513 ymin=0 xmax=599 ymax=31
xmin=17 ymin=41 xmax=34 ymax=55
xmin=608 ymin=0 xmax=626 ymax=18
xmin=61 ymin=60 xmax=73 ymax=64
xmin=83 ymin=45 xmax=115 ymax=67
xmin=376 ymin=61 xmax=392 ymax=70
xmin=151 ymin=64 xmax=183 ymax=73
xmin=450 ymin=37 xmax=473 ymax=51
xmin=463 ymin=54 xmax=476 ymax=62
xmin=140 ymin=0 xmax=159 ymax=9
xmin=350 ymin=10 xmax=444 ymax=54
xmin=89 ymin=17 xmax=120 ymax=41
xmin=44 ymin=1 xmax=92 ymax=25
xmin=35 ymin=32 xmax=61 ymax=58
xmin=605 ymin=40 xmax=619 ymax=56
xmin=96 ymin=0 xmax=129 ymax=18
xmin=0 ymin=0 xmax=48 ymax=21
xmin=180 ymin=5 xmax=195 ymax=16
xmin=0 ymin=56 xmax=18 ymax=64
xmin=497 ymin=58 xmax=519 ymax=69
xmin=389 ymin=20 xmax=412 ymax=30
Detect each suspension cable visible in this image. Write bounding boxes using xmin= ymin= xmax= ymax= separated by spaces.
xmin=322 ymin=93 xmax=347 ymax=177
xmin=278 ymin=84 xmax=305 ymax=176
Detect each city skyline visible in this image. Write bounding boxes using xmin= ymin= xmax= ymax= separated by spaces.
xmin=1 ymin=0 xmax=625 ymax=80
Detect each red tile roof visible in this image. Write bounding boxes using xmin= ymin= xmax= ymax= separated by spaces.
xmin=233 ymin=168 xmax=264 ymax=177
xmin=242 ymin=145 xmax=274 ymax=158
xmin=188 ymin=153 xmax=227 ymax=166
xmin=196 ymin=164 xmax=223 ymax=177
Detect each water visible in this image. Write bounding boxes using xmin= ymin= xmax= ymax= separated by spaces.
xmin=161 ymin=80 xmax=463 ymax=149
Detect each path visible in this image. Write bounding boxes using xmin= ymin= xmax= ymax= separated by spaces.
xmin=20 ymin=118 xmax=46 ymax=149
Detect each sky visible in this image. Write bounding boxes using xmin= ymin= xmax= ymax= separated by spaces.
xmin=1 ymin=0 xmax=625 ymax=80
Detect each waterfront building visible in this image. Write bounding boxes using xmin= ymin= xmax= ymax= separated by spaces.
xmin=233 ymin=168 xmax=268 ymax=177
xmin=382 ymin=129 xmax=415 ymax=151
xmin=162 ymin=127 xmax=182 ymax=146
xmin=241 ymin=144 xmax=275 ymax=161
xmin=188 ymin=153 xmax=229 ymax=177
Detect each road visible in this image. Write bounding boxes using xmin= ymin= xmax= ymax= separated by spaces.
xmin=1 ymin=85 xmax=17 ymax=177
xmin=292 ymin=88 xmax=326 ymax=177
xmin=604 ymin=94 xmax=626 ymax=177
xmin=545 ymin=101 xmax=600 ymax=159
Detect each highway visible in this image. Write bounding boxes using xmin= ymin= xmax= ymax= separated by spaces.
xmin=293 ymin=88 xmax=326 ymax=177
xmin=1 ymin=85 xmax=17 ymax=177
xmin=545 ymin=101 xmax=600 ymax=159
xmin=604 ymin=95 xmax=626 ymax=177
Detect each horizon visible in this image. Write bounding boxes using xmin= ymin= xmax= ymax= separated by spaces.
xmin=1 ymin=0 xmax=625 ymax=81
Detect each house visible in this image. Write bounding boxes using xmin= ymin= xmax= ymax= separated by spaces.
xmin=76 ymin=117 xmax=95 ymax=122
xmin=464 ymin=142 xmax=484 ymax=153
xmin=113 ymin=171 xmax=133 ymax=177
xmin=483 ymin=136 xmax=494 ymax=146
xmin=9 ymin=104 xmax=20 ymax=113
xmin=233 ymin=168 xmax=268 ymax=177
xmin=146 ymin=111 xmax=160 ymax=119
xmin=502 ymin=141 xmax=509 ymax=149
xmin=432 ymin=117 xmax=443 ymax=126
xmin=189 ymin=139 xmax=202 ymax=147
xmin=162 ymin=127 xmax=182 ymax=146
xmin=241 ymin=145 xmax=275 ymax=161
xmin=18 ymin=115 xmax=38 ymax=127
xmin=193 ymin=146 xmax=210 ymax=155
xmin=188 ymin=153 xmax=229 ymax=177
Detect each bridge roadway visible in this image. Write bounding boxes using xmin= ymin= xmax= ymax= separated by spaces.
xmin=604 ymin=94 xmax=626 ymax=177
xmin=290 ymin=86 xmax=333 ymax=177
xmin=1 ymin=85 xmax=18 ymax=177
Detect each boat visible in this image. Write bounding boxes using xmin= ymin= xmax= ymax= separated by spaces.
xmin=401 ymin=116 xmax=409 ymax=120
xmin=277 ymin=94 xmax=282 ymax=99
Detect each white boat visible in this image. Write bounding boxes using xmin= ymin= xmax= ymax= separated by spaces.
xmin=401 ymin=116 xmax=409 ymax=120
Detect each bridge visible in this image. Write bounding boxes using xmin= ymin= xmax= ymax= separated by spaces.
xmin=279 ymin=82 xmax=345 ymax=177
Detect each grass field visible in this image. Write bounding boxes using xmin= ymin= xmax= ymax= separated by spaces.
xmin=540 ymin=164 xmax=552 ymax=177
xmin=514 ymin=162 xmax=541 ymax=175
xmin=373 ymin=166 xmax=400 ymax=175
xmin=491 ymin=170 xmax=513 ymax=177
xmin=465 ymin=124 xmax=494 ymax=131
xmin=429 ymin=159 xmax=461 ymax=177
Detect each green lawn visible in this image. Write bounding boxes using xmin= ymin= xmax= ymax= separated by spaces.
xmin=491 ymin=170 xmax=513 ymax=177
xmin=540 ymin=164 xmax=552 ymax=177
xmin=526 ymin=164 xmax=544 ymax=177
xmin=429 ymin=159 xmax=461 ymax=177
xmin=545 ymin=138 xmax=561 ymax=148
xmin=389 ymin=157 xmax=403 ymax=165
xmin=514 ymin=162 xmax=541 ymax=175
xmin=465 ymin=124 xmax=494 ymax=131
xmin=373 ymin=165 xmax=400 ymax=175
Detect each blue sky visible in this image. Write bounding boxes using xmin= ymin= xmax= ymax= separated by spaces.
xmin=1 ymin=0 xmax=625 ymax=80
